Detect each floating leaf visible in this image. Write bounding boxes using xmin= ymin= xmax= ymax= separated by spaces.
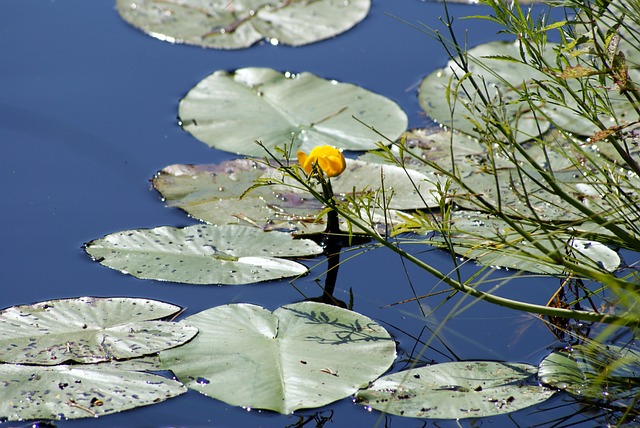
xmin=370 ymin=128 xmax=640 ymax=225
xmin=178 ymin=67 xmax=408 ymax=155
xmin=85 ymin=224 xmax=322 ymax=285
xmin=406 ymin=211 xmax=620 ymax=274
xmin=419 ymin=39 xmax=640 ymax=140
xmin=0 ymin=297 xmax=197 ymax=365
xmin=152 ymin=159 xmax=438 ymax=235
xmin=0 ymin=363 xmax=185 ymax=421
xmin=418 ymin=41 xmax=554 ymax=142
xmin=116 ymin=0 xmax=370 ymax=49
xmin=160 ymin=301 xmax=396 ymax=414
xmin=355 ymin=361 xmax=555 ymax=419
xmin=539 ymin=344 xmax=640 ymax=406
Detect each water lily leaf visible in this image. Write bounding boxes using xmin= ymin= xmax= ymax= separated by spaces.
xmin=178 ymin=67 xmax=408 ymax=155
xmin=152 ymin=158 xmax=439 ymax=234
xmin=0 ymin=297 xmax=197 ymax=365
xmin=420 ymin=211 xmax=620 ymax=274
xmin=116 ymin=0 xmax=370 ymax=50
xmin=160 ymin=301 xmax=396 ymax=414
xmin=363 ymin=127 xmax=640 ymax=229
xmin=419 ymin=41 xmax=554 ymax=142
xmin=355 ymin=361 xmax=554 ymax=419
xmin=419 ymin=39 xmax=640 ymax=140
xmin=0 ymin=363 xmax=185 ymax=421
xmin=539 ymin=345 xmax=640 ymax=406
xmin=85 ymin=224 xmax=322 ymax=285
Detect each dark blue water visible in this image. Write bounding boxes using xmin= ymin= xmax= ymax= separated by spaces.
xmin=1 ymin=1 xmax=607 ymax=427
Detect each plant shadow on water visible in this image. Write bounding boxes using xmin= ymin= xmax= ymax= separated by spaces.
xmin=2 ymin=0 xmax=639 ymax=427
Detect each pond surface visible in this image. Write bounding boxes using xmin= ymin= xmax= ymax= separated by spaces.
xmin=0 ymin=1 xmax=612 ymax=427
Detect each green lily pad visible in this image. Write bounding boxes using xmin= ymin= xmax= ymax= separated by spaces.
xmin=178 ymin=67 xmax=408 ymax=155
xmin=355 ymin=361 xmax=554 ymax=419
xmin=420 ymin=39 xmax=640 ymax=141
xmin=370 ymin=128 xmax=640 ymax=225
xmin=0 ymin=363 xmax=185 ymax=421
xmin=160 ymin=301 xmax=396 ymax=414
xmin=85 ymin=224 xmax=323 ymax=285
xmin=116 ymin=0 xmax=370 ymax=49
xmin=539 ymin=345 xmax=640 ymax=406
xmin=0 ymin=297 xmax=197 ymax=365
xmin=421 ymin=211 xmax=620 ymax=274
xmin=152 ymin=159 xmax=439 ymax=235
xmin=418 ymin=40 xmax=554 ymax=143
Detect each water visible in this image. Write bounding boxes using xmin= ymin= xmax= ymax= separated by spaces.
xmin=0 ymin=1 xmax=614 ymax=427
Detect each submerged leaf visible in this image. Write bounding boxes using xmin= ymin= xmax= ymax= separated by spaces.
xmin=0 ymin=297 xmax=197 ymax=365
xmin=116 ymin=0 xmax=370 ymax=49
xmin=178 ymin=67 xmax=408 ymax=155
xmin=355 ymin=362 xmax=554 ymax=419
xmin=160 ymin=301 xmax=396 ymax=414
xmin=0 ymin=363 xmax=185 ymax=421
xmin=84 ymin=224 xmax=322 ymax=285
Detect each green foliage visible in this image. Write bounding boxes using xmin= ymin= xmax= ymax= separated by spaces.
xmin=84 ymin=224 xmax=323 ymax=285
xmin=355 ymin=362 xmax=555 ymax=419
xmin=0 ymin=297 xmax=191 ymax=421
xmin=76 ymin=0 xmax=640 ymax=423
xmin=160 ymin=301 xmax=396 ymax=414
xmin=0 ymin=297 xmax=197 ymax=365
xmin=414 ymin=210 xmax=621 ymax=274
xmin=0 ymin=363 xmax=186 ymax=421
xmin=116 ymin=0 xmax=370 ymax=49
xmin=539 ymin=344 xmax=640 ymax=407
xmin=178 ymin=67 xmax=408 ymax=155
xmin=152 ymin=158 xmax=439 ymax=235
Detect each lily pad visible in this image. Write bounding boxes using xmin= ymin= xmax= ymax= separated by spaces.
xmin=419 ymin=39 xmax=640 ymax=140
xmin=160 ymin=301 xmax=396 ymax=414
xmin=0 ymin=297 xmax=197 ymax=365
xmin=178 ymin=67 xmax=408 ymax=155
xmin=85 ymin=224 xmax=323 ymax=285
xmin=152 ymin=159 xmax=439 ymax=235
xmin=418 ymin=40 xmax=554 ymax=142
xmin=422 ymin=211 xmax=620 ymax=274
xmin=369 ymin=128 xmax=640 ymax=225
xmin=0 ymin=363 xmax=185 ymax=421
xmin=116 ymin=0 xmax=370 ymax=49
xmin=539 ymin=344 xmax=640 ymax=406
xmin=354 ymin=361 xmax=554 ymax=419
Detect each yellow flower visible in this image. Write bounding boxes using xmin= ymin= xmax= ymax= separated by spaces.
xmin=297 ymin=146 xmax=346 ymax=178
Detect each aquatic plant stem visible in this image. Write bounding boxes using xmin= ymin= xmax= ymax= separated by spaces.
xmin=327 ymin=203 xmax=638 ymax=326
xmin=321 ymin=178 xmax=340 ymax=236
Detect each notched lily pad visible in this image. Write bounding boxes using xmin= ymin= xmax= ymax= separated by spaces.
xmin=0 ymin=363 xmax=185 ymax=421
xmin=0 ymin=297 xmax=197 ymax=365
xmin=178 ymin=67 xmax=408 ymax=155
xmin=152 ymin=158 xmax=439 ymax=235
xmin=116 ymin=0 xmax=370 ymax=49
xmin=85 ymin=224 xmax=323 ymax=285
xmin=160 ymin=301 xmax=396 ymax=414
xmin=355 ymin=361 xmax=555 ymax=419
